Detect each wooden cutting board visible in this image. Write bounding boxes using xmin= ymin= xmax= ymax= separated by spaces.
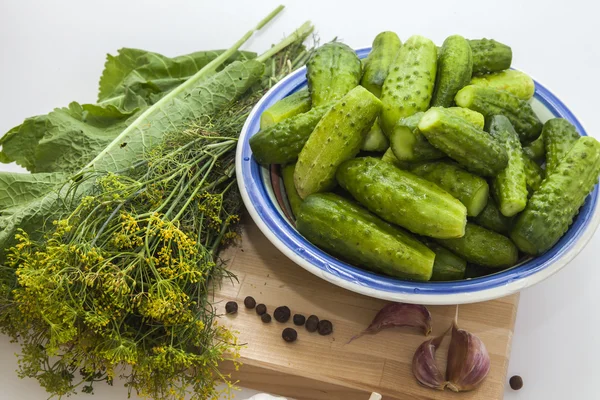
xmin=216 ymin=220 xmax=518 ymax=400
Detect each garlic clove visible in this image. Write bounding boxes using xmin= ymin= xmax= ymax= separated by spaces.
xmin=348 ymin=303 xmax=432 ymax=343
xmin=412 ymin=330 xmax=448 ymax=390
xmin=446 ymin=321 xmax=491 ymax=392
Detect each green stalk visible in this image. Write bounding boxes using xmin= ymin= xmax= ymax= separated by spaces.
xmin=256 ymin=21 xmax=314 ymax=63
xmin=82 ymin=5 xmax=285 ymax=172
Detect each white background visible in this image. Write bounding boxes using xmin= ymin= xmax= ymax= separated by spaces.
xmin=0 ymin=1 xmax=598 ymax=399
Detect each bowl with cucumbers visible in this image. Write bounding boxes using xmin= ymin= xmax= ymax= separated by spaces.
xmin=237 ymin=34 xmax=600 ymax=305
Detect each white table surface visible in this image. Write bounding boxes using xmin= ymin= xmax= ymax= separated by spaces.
xmin=0 ymin=1 xmax=598 ymax=399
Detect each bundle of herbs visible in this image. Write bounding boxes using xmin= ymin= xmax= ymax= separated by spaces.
xmin=0 ymin=6 xmax=313 ymax=399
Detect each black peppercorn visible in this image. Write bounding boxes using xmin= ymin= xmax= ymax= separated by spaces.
xmin=509 ymin=375 xmax=523 ymax=390
xmin=261 ymin=313 xmax=272 ymax=323
xmin=255 ymin=303 xmax=267 ymax=316
xmin=317 ymin=320 xmax=333 ymax=335
xmin=274 ymin=306 xmax=291 ymax=323
xmin=225 ymin=301 xmax=238 ymax=315
xmin=305 ymin=315 xmax=319 ymax=332
xmin=244 ymin=296 xmax=256 ymax=309
xmin=293 ymin=314 xmax=306 ymax=326
xmin=282 ymin=328 xmax=297 ymax=343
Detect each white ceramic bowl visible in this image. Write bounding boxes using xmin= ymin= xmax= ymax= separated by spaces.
xmin=236 ymin=47 xmax=600 ymax=305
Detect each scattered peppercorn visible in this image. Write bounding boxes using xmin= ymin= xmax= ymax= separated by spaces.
xmin=244 ymin=296 xmax=256 ymax=309
xmin=256 ymin=303 xmax=267 ymax=316
xmin=293 ymin=314 xmax=306 ymax=326
xmin=282 ymin=328 xmax=298 ymax=343
xmin=261 ymin=313 xmax=272 ymax=323
xmin=509 ymin=375 xmax=523 ymax=390
xmin=225 ymin=301 xmax=238 ymax=315
xmin=305 ymin=315 xmax=319 ymax=332
xmin=274 ymin=306 xmax=291 ymax=323
xmin=318 ymin=320 xmax=333 ymax=336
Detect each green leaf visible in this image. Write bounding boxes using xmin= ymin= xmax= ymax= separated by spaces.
xmin=97 ymin=48 xmax=256 ymax=111
xmin=0 ymin=172 xmax=68 ymax=209
xmin=90 ymin=59 xmax=265 ymax=172
xmin=0 ymin=103 xmax=139 ymax=173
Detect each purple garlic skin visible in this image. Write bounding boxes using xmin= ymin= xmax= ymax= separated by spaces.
xmin=349 ymin=302 xmax=432 ymax=343
xmin=412 ymin=331 xmax=447 ymax=390
xmin=446 ymin=322 xmax=491 ymax=392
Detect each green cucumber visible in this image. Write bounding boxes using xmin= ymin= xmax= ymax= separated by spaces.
xmin=470 ymin=70 xmax=535 ymax=100
xmin=471 ymin=197 xmax=513 ymax=235
xmin=488 ymin=116 xmax=528 ymax=217
xmin=296 ymin=193 xmax=435 ymax=281
xmin=336 ymin=157 xmax=467 ymax=239
xmin=464 ymin=263 xmax=494 ymax=279
xmin=294 ymin=86 xmax=381 ymax=198
xmin=424 ymin=241 xmax=467 ymax=281
xmin=435 ymin=222 xmax=518 ymax=268
xmin=260 ymin=89 xmax=311 ymax=129
xmin=390 ymin=112 xmax=445 ymax=162
xmin=455 ymin=85 xmax=543 ymax=142
xmin=282 ymin=164 xmax=303 ymax=218
xmin=446 ymin=107 xmax=485 ymax=129
xmin=410 ymin=161 xmax=489 ymax=217
xmin=307 ymin=42 xmax=361 ymax=106
xmin=522 ymin=133 xmax=545 ymax=164
xmin=361 ymin=32 xmax=402 ymax=98
xmin=469 ymin=39 xmax=512 ymax=75
xmin=543 ymin=118 xmax=581 ymax=174
xmin=511 ymin=137 xmax=600 ymax=255
xmin=249 ymin=104 xmax=331 ymax=165
xmin=431 ymin=35 xmax=473 ymax=107
xmin=361 ymin=119 xmax=389 ymax=152
xmin=418 ymin=107 xmax=508 ymax=177
xmin=523 ymin=154 xmax=544 ymax=194
xmin=380 ymin=35 xmax=438 ymax=135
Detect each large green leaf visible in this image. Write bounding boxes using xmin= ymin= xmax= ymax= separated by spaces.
xmin=0 ymin=59 xmax=265 ymax=261
xmin=97 ymin=48 xmax=256 ymax=111
xmin=0 ymin=103 xmax=139 ymax=173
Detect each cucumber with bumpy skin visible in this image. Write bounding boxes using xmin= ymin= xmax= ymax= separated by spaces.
xmin=431 ymin=35 xmax=473 ymax=107
xmin=249 ymin=104 xmax=331 ymax=165
xmin=543 ymin=118 xmax=580 ymax=174
xmin=361 ymin=32 xmax=402 ymax=98
xmin=511 ymin=137 xmax=600 ymax=255
xmin=446 ymin=107 xmax=485 ymax=129
xmin=523 ymin=133 xmax=545 ymax=164
xmin=523 ymin=154 xmax=544 ymax=194
xmin=282 ymin=164 xmax=303 ymax=219
xmin=425 ymin=241 xmax=467 ymax=281
xmin=361 ymin=119 xmax=389 ymax=152
xmin=411 ymin=161 xmax=489 ymax=217
xmin=472 ymin=196 xmax=513 ymax=235
xmin=380 ymin=35 xmax=438 ymax=135
xmin=296 ymin=193 xmax=435 ymax=281
xmin=488 ymin=115 xmax=528 ymax=217
xmin=470 ymin=70 xmax=535 ymax=100
xmin=435 ymin=222 xmax=519 ymax=268
xmin=469 ymin=39 xmax=512 ymax=75
xmin=307 ymin=42 xmax=361 ymax=106
xmin=418 ymin=107 xmax=508 ymax=177
xmin=336 ymin=157 xmax=467 ymax=239
xmin=294 ymin=86 xmax=381 ymax=199
xmin=260 ymin=89 xmax=311 ymax=129
xmin=455 ymin=85 xmax=543 ymax=142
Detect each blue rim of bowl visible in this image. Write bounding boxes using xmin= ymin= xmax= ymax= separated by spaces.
xmin=238 ymin=47 xmax=599 ymax=296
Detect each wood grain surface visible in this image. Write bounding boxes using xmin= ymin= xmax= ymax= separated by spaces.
xmin=216 ymin=220 xmax=518 ymax=400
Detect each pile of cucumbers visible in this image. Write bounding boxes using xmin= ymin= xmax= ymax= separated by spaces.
xmin=250 ymin=33 xmax=600 ymax=282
